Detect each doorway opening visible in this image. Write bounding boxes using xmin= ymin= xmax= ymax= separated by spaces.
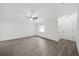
xmin=57 ymin=12 xmax=77 ymax=41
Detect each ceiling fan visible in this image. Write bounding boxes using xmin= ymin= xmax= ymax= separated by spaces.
xmin=25 ymin=9 xmax=38 ymax=21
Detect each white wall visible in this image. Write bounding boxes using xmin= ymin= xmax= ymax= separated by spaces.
xmin=0 ymin=4 xmax=36 ymax=41
xmin=36 ymin=3 xmax=78 ymax=41
xmin=76 ymin=4 xmax=79 ymax=53
xmin=35 ymin=4 xmax=59 ymax=41
xmin=0 ymin=20 xmax=35 ymax=41
xmin=36 ymin=18 xmax=58 ymax=41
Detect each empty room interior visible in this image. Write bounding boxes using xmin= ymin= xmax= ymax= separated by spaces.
xmin=0 ymin=3 xmax=79 ymax=56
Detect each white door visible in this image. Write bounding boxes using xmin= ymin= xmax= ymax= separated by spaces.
xmin=57 ymin=13 xmax=77 ymax=41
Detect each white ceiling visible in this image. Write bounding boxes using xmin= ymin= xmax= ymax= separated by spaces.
xmin=0 ymin=3 xmax=78 ymax=22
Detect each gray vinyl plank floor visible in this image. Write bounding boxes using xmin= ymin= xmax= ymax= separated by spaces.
xmin=0 ymin=36 xmax=78 ymax=56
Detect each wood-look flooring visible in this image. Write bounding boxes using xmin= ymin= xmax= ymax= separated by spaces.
xmin=0 ymin=36 xmax=78 ymax=56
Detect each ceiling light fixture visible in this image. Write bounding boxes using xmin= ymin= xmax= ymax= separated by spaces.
xmin=25 ymin=9 xmax=38 ymax=21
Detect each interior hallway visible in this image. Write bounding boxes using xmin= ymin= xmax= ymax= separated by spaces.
xmin=0 ymin=36 xmax=78 ymax=56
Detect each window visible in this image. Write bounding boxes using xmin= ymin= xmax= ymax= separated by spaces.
xmin=39 ymin=25 xmax=45 ymax=32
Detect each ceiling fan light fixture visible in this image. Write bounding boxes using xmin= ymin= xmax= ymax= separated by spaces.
xmin=33 ymin=17 xmax=38 ymax=19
